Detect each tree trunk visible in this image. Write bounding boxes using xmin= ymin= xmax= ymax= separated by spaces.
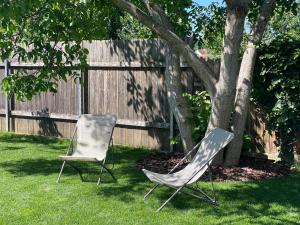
xmin=207 ymin=0 xmax=250 ymax=164
xmin=165 ymin=47 xmax=196 ymax=153
xmin=142 ymin=2 xmax=196 ymax=153
xmin=225 ymin=47 xmax=257 ymax=165
xmin=225 ymin=0 xmax=277 ymax=166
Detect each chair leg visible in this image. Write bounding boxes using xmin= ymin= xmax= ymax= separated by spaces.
xmin=103 ymin=165 xmax=117 ymax=182
xmin=97 ymin=163 xmax=117 ymax=186
xmin=156 ymin=186 xmax=185 ymax=212
xmin=144 ymin=184 xmax=159 ymax=200
xmin=181 ymin=187 xmax=218 ymax=205
xmin=97 ymin=163 xmax=105 ymax=186
xmin=65 ymin=162 xmax=84 ymax=181
xmin=208 ymin=165 xmax=217 ymax=204
xmin=111 ymin=139 xmax=115 ymax=169
xmin=57 ymin=161 xmax=66 ymax=183
xmin=183 ymin=168 xmax=217 ymax=205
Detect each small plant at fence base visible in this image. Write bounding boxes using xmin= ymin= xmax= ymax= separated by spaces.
xmin=170 ymin=91 xmax=211 ymax=145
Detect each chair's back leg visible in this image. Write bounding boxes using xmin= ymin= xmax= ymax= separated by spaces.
xmin=57 ymin=161 xmax=66 ymax=183
xmin=111 ymin=138 xmax=115 ymax=169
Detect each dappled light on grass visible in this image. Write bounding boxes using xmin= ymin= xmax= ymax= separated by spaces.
xmin=0 ymin=132 xmax=299 ymax=225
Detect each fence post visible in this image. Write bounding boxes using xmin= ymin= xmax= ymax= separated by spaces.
xmin=76 ymin=71 xmax=83 ymax=115
xmin=4 ymin=60 xmax=10 ymax=131
xmin=82 ymin=69 xmax=89 ymax=114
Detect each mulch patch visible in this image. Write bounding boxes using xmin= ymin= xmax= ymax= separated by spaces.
xmin=137 ymin=152 xmax=291 ymax=181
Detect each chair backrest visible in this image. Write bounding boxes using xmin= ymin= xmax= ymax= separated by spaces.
xmin=175 ymin=128 xmax=234 ymax=184
xmin=73 ymin=114 xmax=117 ymax=161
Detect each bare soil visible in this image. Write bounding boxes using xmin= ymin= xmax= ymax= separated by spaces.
xmin=137 ymin=152 xmax=291 ymax=181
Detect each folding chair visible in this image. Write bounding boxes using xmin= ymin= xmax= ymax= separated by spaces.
xmin=57 ymin=114 xmax=117 ymax=185
xmin=142 ymin=128 xmax=234 ymax=212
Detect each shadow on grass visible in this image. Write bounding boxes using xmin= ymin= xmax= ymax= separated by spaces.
xmin=0 ymin=145 xmax=152 ymax=202
xmin=0 ymin=158 xmax=69 ymax=177
xmin=0 ymin=133 xmax=61 ymax=144
xmin=1 ymin=146 xmax=24 ymax=151
xmin=0 ymin=146 xmax=150 ymax=182
xmin=151 ymin=171 xmax=300 ymax=224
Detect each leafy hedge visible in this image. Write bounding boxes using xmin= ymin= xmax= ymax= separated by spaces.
xmin=252 ymin=35 xmax=300 ymax=163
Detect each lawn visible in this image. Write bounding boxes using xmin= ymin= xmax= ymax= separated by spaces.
xmin=0 ymin=132 xmax=299 ymax=225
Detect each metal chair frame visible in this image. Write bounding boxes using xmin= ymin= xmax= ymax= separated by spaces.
xmin=143 ymin=142 xmax=218 ymax=212
xmin=57 ymin=123 xmax=116 ymax=185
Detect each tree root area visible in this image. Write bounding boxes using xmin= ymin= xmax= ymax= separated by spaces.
xmin=137 ymin=152 xmax=291 ymax=181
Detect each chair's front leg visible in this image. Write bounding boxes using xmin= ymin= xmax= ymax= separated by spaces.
xmin=144 ymin=184 xmax=159 ymax=200
xmin=156 ymin=185 xmax=185 ymax=212
xmin=208 ymin=165 xmax=217 ymax=204
xmin=97 ymin=160 xmax=106 ymax=186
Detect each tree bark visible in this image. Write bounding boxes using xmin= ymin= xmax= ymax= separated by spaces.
xmin=225 ymin=0 xmax=277 ymax=166
xmin=165 ymin=47 xmax=196 ymax=153
xmin=207 ymin=0 xmax=250 ymax=164
xmin=225 ymin=47 xmax=257 ymax=165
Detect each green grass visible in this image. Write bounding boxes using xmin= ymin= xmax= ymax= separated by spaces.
xmin=0 ymin=132 xmax=299 ymax=225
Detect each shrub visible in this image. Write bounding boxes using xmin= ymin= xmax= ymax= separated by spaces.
xmin=252 ymin=35 xmax=300 ymax=164
xmin=183 ymin=91 xmax=211 ymax=141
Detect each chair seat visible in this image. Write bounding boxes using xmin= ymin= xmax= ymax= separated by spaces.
xmin=142 ymin=169 xmax=187 ymax=188
xmin=59 ymin=155 xmax=100 ymax=162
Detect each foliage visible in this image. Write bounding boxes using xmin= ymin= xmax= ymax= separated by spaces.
xmin=252 ymin=34 xmax=300 ymax=163
xmin=262 ymin=10 xmax=300 ymax=44
xmin=170 ymin=91 xmax=211 ymax=145
xmin=247 ymin=0 xmax=298 ymax=28
xmin=152 ymin=0 xmax=193 ymax=38
xmin=189 ymin=2 xmax=226 ymax=58
xmin=0 ymin=0 xmax=122 ymax=100
xmin=0 ymin=0 xmax=195 ymax=100
xmin=1 ymin=0 xmax=297 ymax=100
xmin=117 ymin=13 xmax=155 ymax=40
xmin=116 ymin=0 xmax=194 ymax=40
xmin=183 ymin=91 xmax=211 ymax=141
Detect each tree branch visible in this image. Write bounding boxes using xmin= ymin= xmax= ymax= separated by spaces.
xmin=111 ymin=0 xmax=218 ymax=96
xmin=251 ymin=0 xmax=277 ymax=44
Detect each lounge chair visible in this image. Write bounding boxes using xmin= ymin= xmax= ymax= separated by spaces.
xmin=142 ymin=128 xmax=234 ymax=212
xmin=57 ymin=114 xmax=117 ymax=185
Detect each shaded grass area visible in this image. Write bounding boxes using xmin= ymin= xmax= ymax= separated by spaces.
xmin=0 ymin=132 xmax=299 ymax=225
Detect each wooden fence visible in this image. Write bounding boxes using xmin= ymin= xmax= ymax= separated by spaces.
xmin=247 ymin=104 xmax=278 ymax=160
xmin=0 ymin=39 xmax=278 ymax=158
